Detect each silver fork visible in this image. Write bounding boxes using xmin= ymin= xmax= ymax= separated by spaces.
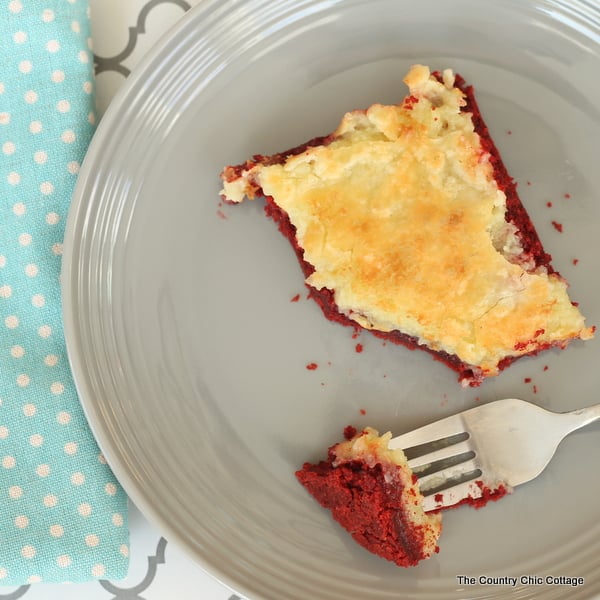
xmin=388 ymin=399 xmax=600 ymax=512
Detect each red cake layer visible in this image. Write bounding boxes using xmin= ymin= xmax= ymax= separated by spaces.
xmin=296 ymin=425 xmax=442 ymax=567
xmin=296 ymin=459 xmax=438 ymax=567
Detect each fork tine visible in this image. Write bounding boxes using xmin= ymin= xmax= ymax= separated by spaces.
xmin=406 ymin=437 xmax=473 ymax=470
xmin=417 ymin=457 xmax=481 ymax=493
xmin=388 ymin=413 xmax=465 ymax=451
xmin=422 ymin=479 xmax=484 ymax=512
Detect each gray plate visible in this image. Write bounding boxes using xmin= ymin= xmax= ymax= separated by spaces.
xmin=62 ymin=1 xmax=600 ymax=598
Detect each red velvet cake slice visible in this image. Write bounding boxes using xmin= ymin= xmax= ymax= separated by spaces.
xmin=220 ymin=64 xmax=594 ymax=386
xmin=296 ymin=427 xmax=442 ymax=567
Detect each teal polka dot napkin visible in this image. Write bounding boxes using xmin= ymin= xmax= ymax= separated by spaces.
xmin=0 ymin=0 xmax=129 ymax=584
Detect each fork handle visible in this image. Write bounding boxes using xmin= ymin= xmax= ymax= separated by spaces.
xmin=564 ymin=402 xmax=600 ymax=431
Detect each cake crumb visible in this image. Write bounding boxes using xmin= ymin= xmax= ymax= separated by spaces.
xmin=551 ymin=221 xmax=563 ymax=233
xmin=546 ymin=201 xmax=553 ymax=208
xmin=306 ymin=362 xmax=318 ymax=370
xmin=355 ymin=343 xmax=364 ymax=353
xmin=290 ymin=293 xmax=301 ymax=302
xmin=343 ymin=425 xmax=357 ymax=439
xmin=359 ymin=408 xmax=366 ymax=415
xmin=216 ymin=209 xmax=227 ymax=220
xmin=572 ymin=258 xmax=579 ymax=266
xmin=564 ymin=193 xmax=571 ymax=199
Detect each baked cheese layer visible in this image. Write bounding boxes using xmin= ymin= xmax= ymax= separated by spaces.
xmin=221 ymin=65 xmax=594 ymax=378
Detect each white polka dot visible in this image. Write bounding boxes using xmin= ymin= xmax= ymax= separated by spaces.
xmin=41 ymin=8 xmax=55 ymax=22
xmin=85 ymin=534 xmax=99 ymax=548
xmin=21 ymin=545 xmax=36 ymax=559
xmin=23 ymin=403 xmax=36 ymax=417
xmin=32 ymin=294 xmax=45 ymax=308
xmin=45 ymin=354 xmax=59 ymax=367
xmin=36 ymin=464 xmax=50 ymax=477
xmin=88 ymin=112 xmax=96 ymax=125
xmin=17 ymin=374 xmax=30 ymax=387
xmin=34 ymin=150 xmax=48 ymax=164
xmin=46 ymin=212 xmax=60 ymax=225
xmin=13 ymin=30 xmax=27 ymax=44
xmin=52 ymin=243 xmax=63 ymax=256
xmin=46 ymin=40 xmax=60 ymax=53
xmin=5 ymin=315 xmax=19 ymax=329
xmin=83 ymin=81 xmax=93 ymax=94
xmin=0 ymin=426 xmax=8 ymax=439
xmin=64 ymin=441 xmax=77 ymax=455
xmin=61 ymin=130 xmax=76 ymax=144
xmin=2 ymin=456 xmax=16 ymax=469
xmin=9 ymin=486 xmax=23 ymax=499
xmin=40 ymin=181 xmax=54 ymax=195
xmin=51 ymin=70 xmax=65 ymax=83
xmin=29 ymin=120 xmax=42 ymax=134
xmin=24 ymin=90 xmax=38 ymax=104
xmin=105 ymin=482 xmax=117 ymax=496
xmin=0 ymin=568 xmax=6 ymax=579
xmin=91 ymin=564 xmax=105 ymax=578
xmin=57 ymin=555 xmax=71 ymax=568
xmin=0 ymin=255 xmax=6 ymax=268
xmin=57 ymin=100 xmax=70 ymax=113
xmin=27 ymin=576 xmax=41 ymax=584
xmin=51 ymin=382 xmax=64 ymax=395
xmin=78 ymin=50 xmax=89 ymax=63
xmin=57 ymin=411 xmax=71 ymax=425
xmin=98 ymin=453 xmax=107 ymax=465
xmin=38 ymin=325 xmax=51 ymax=338
xmin=18 ymin=60 xmax=32 ymax=74
xmin=50 ymin=524 xmax=64 ymax=537
xmin=9 ymin=1 xmax=23 ymax=14
xmin=2 ymin=141 xmax=15 ymax=155
xmin=11 ymin=345 xmax=24 ymax=358
xmin=0 ymin=113 xmax=10 ymax=126
xmin=26 ymin=264 xmax=39 ymax=278
xmin=67 ymin=161 xmax=80 ymax=174
xmin=13 ymin=202 xmax=25 ymax=216
xmin=7 ymin=172 xmax=20 ymax=185
xmin=119 ymin=544 xmax=129 ymax=557
xmin=78 ymin=503 xmax=92 ymax=517
xmin=43 ymin=494 xmax=57 ymax=508
xmin=19 ymin=233 xmax=32 ymax=246
xmin=29 ymin=434 xmax=43 ymax=447
xmin=112 ymin=513 xmax=124 ymax=527
xmin=0 ymin=285 xmax=12 ymax=298
xmin=15 ymin=515 xmax=29 ymax=529
xmin=71 ymin=472 xmax=85 ymax=486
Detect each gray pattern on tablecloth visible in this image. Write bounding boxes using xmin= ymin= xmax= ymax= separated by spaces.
xmin=0 ymin=587 xmax=30 ymax=599
xmin=93 ymin=0 xmax=191 ymax=77
xmin=99 ymin=537 xmax=166 ymax=598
